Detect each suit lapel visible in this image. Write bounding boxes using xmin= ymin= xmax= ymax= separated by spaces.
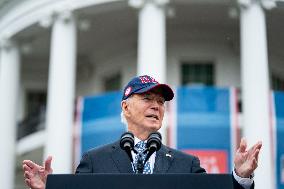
xmin=111 ymin=141 xmax=133 ymax=173
xmin=153 ymin=145 xmax=174 ymax=173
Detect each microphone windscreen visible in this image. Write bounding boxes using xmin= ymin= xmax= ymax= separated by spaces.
xmin=147 ymin=132 xmax=162 ymax=151
xmin=120 ymin=132 xmax=134 ymax=150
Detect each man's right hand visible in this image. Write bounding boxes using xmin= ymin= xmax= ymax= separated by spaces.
xmin=22 ymin=156 xmax=53 ymax=189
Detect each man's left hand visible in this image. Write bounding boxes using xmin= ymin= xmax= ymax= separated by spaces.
xmin=234 ymin=138 xmax=262 ymax=178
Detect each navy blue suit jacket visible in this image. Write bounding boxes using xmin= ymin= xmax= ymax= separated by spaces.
xmin=76 ymin=140 xmax=252 ymax=189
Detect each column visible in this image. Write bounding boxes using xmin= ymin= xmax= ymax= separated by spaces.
xmin=130 ymin=0 xmax=168 ymax=82
xmin=239 ymin=1 xmax=274 ymax=188
xmin=0 ymin=39 xmax=20 ymax=189
xmin=44 ymin=11 xmax=77 ymax=173
xmin=129 ymin=0 xmax=168 ymax=142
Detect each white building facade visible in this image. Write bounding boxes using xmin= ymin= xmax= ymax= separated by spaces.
xmin=0 ymin=0 xmax=284 ymax=188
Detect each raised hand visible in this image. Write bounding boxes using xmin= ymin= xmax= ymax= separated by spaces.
xmin=22 ymin=156 xmax=53 ymax=189
xmin=234 ymin=138 xmax=262 ymax=178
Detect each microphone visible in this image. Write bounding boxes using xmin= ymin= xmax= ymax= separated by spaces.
xmin=120 ymin=132 xmax=135 ymax=162
xmin=144 ymin=132 xmax=162 ymax=163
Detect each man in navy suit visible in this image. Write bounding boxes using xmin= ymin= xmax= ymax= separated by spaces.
xmin=23 ymin=75 xmax=261 ymax=189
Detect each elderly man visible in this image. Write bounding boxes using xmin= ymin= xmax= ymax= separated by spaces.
xmin=23 ymin=75 xmax=261 ymax=189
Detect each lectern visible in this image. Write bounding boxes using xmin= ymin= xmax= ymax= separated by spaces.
xmin=46 ymin=173 xmax=234 ymax=189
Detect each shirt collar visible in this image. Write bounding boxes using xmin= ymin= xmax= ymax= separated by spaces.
xmin=134 ymin=136 xmax=147 ymax=146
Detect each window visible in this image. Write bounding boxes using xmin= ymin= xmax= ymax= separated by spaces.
xmin=181 ymin=62 xmax=214 ymax=86
xmin=26 ymin=91 xmax=46 ymax=116
xmin=18 ymin=91 xmax=47 ymax=139
xmin=104 ymin=73 xmax=121 ymax=92
xmin=272 ymin=74 xmax=284 ymax=91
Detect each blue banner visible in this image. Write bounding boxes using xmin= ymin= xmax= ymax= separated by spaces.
xmin=274 ymin=91 xmax=284 ymax=189
xmin=176 ymin=86 xmax=233 ymax=173
xmin=80 ymin=91 xmax=125 ymax=154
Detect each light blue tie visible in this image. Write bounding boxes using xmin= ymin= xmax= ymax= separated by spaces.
xmin=134 ymin=141 xmax=151 ymax=174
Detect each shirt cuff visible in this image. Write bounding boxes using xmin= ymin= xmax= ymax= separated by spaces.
xmin=233 ymin=169 xmax=254 ymax=189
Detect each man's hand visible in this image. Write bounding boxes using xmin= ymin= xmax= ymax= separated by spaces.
xmin=234 ymin=138 xmax=262 ymax=178
xmin=22 ymin=156 xmax=53 ymax=189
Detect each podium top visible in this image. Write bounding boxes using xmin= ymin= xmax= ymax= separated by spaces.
xmin=46 ymin=173 xmax=234 ymax=189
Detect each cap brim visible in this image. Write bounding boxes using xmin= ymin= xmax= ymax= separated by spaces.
xmin=134 ymin=84 xmax=174 ymax=101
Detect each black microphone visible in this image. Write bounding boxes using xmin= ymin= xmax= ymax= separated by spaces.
xmin=144 ymin=132 xmax=162 ymax=163
xmin=120 ymin=132 xmax=135 ymax=162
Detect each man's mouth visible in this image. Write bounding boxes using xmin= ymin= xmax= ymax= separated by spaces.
xmin=145 ymin=114 xmax=159 ymax=120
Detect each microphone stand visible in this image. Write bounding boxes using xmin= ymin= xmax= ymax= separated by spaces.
xmin=135 ymin=132 xmax=162 ymax=173
xmin=135 ymin=147 xmax=158 ymax=174
xmin=134 ymin=148 xmax=149 ymax=174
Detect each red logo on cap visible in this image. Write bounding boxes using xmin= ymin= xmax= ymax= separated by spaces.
xmin=139 ymin=76 xmax=159 ymax=84
xmin=125 ymin=87 xmax=132 ymax=97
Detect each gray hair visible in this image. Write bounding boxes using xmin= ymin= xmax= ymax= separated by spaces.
xmin=120 ymin=97 xmax=132 ymax=127
xmin=120 ymin=111 xmax=127 ymax=126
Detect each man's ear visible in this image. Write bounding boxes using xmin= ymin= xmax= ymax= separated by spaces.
xmin=121 ymin=100 xmax=130 ymax=116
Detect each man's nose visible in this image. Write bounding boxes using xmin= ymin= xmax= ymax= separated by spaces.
xmin=151 ymin=100 xmax=159 ymax=110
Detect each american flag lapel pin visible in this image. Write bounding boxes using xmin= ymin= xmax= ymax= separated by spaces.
xmin=166 ymin=153 xmax=172 ymax=158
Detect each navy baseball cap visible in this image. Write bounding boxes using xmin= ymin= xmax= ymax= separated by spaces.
xmin=122 ymin=75 xmax=174 ymax=101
